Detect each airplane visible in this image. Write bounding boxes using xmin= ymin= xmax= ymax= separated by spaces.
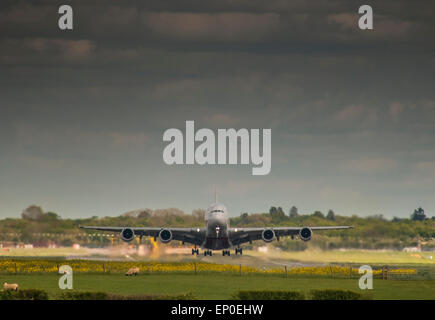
xmin=80 ymin=194 xmax=353 ymax=256
xmin=80 ymin=193 xmax=353 ymax=256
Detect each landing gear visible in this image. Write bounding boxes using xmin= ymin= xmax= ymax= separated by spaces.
xmin=192 ymin=248 xmax=199 ymax=255
xmin=204 ymin=250 xmax=213 ymax=256
xmin=222 ymin=250 xmax=230 ymax=256
xmin=235 ymin=248 xmax=243 ymax=255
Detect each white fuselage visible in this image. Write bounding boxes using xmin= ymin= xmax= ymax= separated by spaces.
xmin=203 ymin=202 xmax=231 ymax=250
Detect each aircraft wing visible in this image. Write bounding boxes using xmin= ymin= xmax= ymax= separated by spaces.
xmin=80 ymin=226 xmax=206 ymax=246
xmin=229 ymin=226 xmax=353 ymax=246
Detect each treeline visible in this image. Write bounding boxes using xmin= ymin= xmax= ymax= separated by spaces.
xmin=231 ymin=208 xmax=434 ymax=250
xmin=0 ymin=205 xmax=434 ymax=249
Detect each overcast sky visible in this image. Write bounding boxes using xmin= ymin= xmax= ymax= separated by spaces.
xmin=1 ymin=0 xmax=435 ymax=219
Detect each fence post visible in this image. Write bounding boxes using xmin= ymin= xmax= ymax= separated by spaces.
xmin=329 ymin=265 xmax=333 ymax=278
xmin=349 ymin=265 xmax=352 ymax=279
xmin=239 ymin=264 xmax=242 ymax=277
xmin=194 ymin=261 xmax=197 ymax=275
xmin=14 ymin=263 xmax=17 ymax=275
xmin=285 ymin=266 xmax=288 ymax=278
xmin=382 ymin=266 xmax=385 ymax=280
xmin=386 ymin=265 xmax=389 ymax=280
xmin=102 ymin=263 xmax=105 ymax=273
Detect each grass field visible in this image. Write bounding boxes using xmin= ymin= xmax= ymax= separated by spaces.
xmin=1 ymin=248 xmax=434 ymax=300
xmin=1 ymin=273 xmax=434 ymax=300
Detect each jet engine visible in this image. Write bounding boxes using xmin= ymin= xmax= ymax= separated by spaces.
xmin=158 ymin=229 xmax=173 ymax=243
xmin=261 ymin=228 xmax=275 ymax=242
xmin=120 ymin=228 xmax=135 ymax=242
xmin=299 ymin=227 xmax=312 ymax=241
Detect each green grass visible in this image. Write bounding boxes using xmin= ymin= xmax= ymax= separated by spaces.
xmin=1 ymin=273 xmax=433 ymax=300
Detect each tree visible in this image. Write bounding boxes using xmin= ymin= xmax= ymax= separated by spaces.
xmin=269 ymin=206 xmax=278 ymax=215
xmin=312 ymin=211 xmax=325 ymax=219
xmin=21 ymin=205 xmax=44 ymax=220
xmin=269 ymin=206 xmax=285 ymax=223
xmin=192 ymin=209 xmax=205 ymax=221
xmin=138 ymin=210 xmax=151 ymax=219
xmin=326 ymin=209 xmax=335 ymax=221
xmin=43 ymin=212 xmax=60 ymax=220
xmin=411 ymin=207 xmax=426 ymax=221
xmin=289 ymin=206 xmax=298 ymax=218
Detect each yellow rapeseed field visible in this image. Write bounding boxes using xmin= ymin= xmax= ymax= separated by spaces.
xmin=0 ymin=259 xmax=417 ymax=276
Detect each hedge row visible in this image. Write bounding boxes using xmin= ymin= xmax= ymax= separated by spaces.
xmin=234 ymin=290 xmax=305 ymax=300
xmin=0 ymin=289 xmax=195 ymax=300
xmin=234 ymin=289 xmax=371 ymax=300
xmin=0 ymin=289 xmax=370 ymax=300
xmin=0 ymin=289 xmax=48 ymax=300
xmin=58 ymin=291 xmax=196 ymax=300
xmin=310 ymin=289 xmax=369 ymax=300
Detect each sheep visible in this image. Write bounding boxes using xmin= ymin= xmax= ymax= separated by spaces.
xmin=3 ymin=282 xmax=19 ymax=292
xmin=125 ymin=267 xmax=139 ymax=276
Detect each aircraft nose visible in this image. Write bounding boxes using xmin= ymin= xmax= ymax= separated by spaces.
xmin=208 ymin=219 xmax=227 ymax=237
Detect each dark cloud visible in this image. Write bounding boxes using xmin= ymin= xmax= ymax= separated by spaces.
xmin=0 ymin=1 xmax=434 ymax=218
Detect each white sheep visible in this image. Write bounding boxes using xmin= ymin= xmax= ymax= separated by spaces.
xmin=125 ymin=267 xmax=139 ymax=276
xmin=3 ymin=282 xmax=19 ymax=291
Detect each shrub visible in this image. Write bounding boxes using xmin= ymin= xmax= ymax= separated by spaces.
xmin=0 ymin=291 xmax=18 ymax=300
xmin=0 ymin=289 xmax=48 ymax=300
xmin=310 ymin=289 xmax=365 ymax=300
xmin=58 ymin=291 xmax=195 ymax=300
xmin=107 ymin=292 xmax=196 ymax=300
xmin=234 ymin=290 xmax=305 ymax=300
xmin=18 ymin=289 xmax=49 ymax=300
xmin=58 ymin=291 xmax=109 ymax=300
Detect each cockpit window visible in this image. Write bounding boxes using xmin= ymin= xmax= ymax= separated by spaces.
xmin=211 ymin=209 xmax=224 ymax=213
